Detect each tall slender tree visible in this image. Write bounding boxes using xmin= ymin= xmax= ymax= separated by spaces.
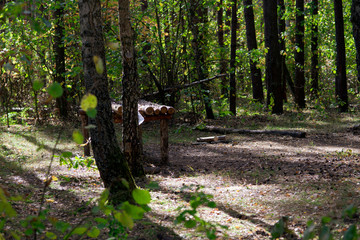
xmin=189 ymin=0 xmax=214 ymax=119
xmin=294 ymin=0 xmax=305 ymax=108
xmin=263 ymin=0 xmax=283 ymax=114
xmin=351 ymin=0 xmax=360 ymax=89
xmin=53 ymin=0 xmax=69 ymax=119
xmin=229 ymin=0 xmax=237 ymax=115
xmin=334 ymin=0 xmax=348 ymax=112
xmin=310 ymin=0 xmax=319 ymax=97
xmin=218 ymin=0 xmax=228 ymax=97
xmin=244 ymin=0 xmax=264 ymax=102
xmin=118 ymin=0 xmax=145 ymax=176
xmin=78 ymin=0 xmax=136 ymax=202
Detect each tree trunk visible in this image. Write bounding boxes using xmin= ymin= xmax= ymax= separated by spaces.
xmin=78 ymin=0 xmax=136 ymax=203
xmin=334 ymin=0 xmax=348 ymax=112
xmin=277 ymin=0 xmax=287 ymax=102
xmin=351 ymin=0 xmax=360 ymax=91
xmin=53 ymin=0 xmax=68 ymax=119
xmin=118 ymin=0 xmax=145 ymax=177
xmin=244 ymin=0 xmax=264 ymax=102
xmin=189 ymin=0 xmax=214 ymax=119
xmin=229 ymin=0 xmax=237 ymax=115
xmin=294 ymin=0 xmax=305 ymax=108
xmin=263 ymin=0 xmax=283 ymax=114
xmin=310 ymin=0 xmax=319 ymax=98
xmin=218 ymin=0 xmax=228 ymax=97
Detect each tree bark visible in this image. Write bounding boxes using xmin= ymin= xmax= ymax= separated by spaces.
xmin=263 ymin=0 xmax=283 ymax=114
xmin=218 ymin=0 xmax=228 ymax=97
xmin=189 ymin=0 xmax=214 ymax=119
xmin=118 ymin=0 xmax=145 ymax=177
xmin=277 ymin=0 xmax=287 ymax=102
xmin=78 ymin=0 xmax=136 ymax=203
xmin=229 ymin=0 xmax=237 ymax=115
xmin=294 ymin=0 xmax=305 ymax=108
xmin=53 ymin=0 xmax=69 ymax=119
xmin=334 ymin=0 xmax=348 ymax=112
xmin=310 ymin=0 xmax=319 ymax=98
xmin=244 ymin=0 xmax=264 ymax=102
xmin=351 ymin=0 xmax=360 ymax=90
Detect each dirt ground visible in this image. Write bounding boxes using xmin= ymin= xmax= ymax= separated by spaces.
xmin=1 ymin=114 xmax=360 ymax=239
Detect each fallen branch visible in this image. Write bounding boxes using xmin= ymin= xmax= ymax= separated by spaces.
xmin=198 ymin=126 xmax=306 ymax=138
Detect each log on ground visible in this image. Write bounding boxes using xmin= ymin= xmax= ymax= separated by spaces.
xmin=199 ymin=126 xmax=306 ymax=138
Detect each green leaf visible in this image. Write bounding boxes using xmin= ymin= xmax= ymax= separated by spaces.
xmin=132 ymin=188 xmax=151 ymax=205
xmin=319 ymin=225 xmax=331 ymax=240
xmin=343 ymin=205 xmax=357 ymax=218
xmin=114 ymin=211 xmax=134 ymax=229
xmin=81 ymin=94 xmax=97 ymax=112
xmin=321 ymin=216 xmax=332 ymax=224
xmin=93 ymin=56 xmax=104 ymax=74
xmin=184 ymin=220 xmax=197 ymax=228
xmin=343 ymin=225 xmax=357 ymax=240
xmin=271 ymin=218 xmax=284 ymax=239
xmin=72 ymin=227 xmax=87 ymax=235
xmin=122 ymin=202 xmax=145 ymax=220
xmin=86 ymin=108 xmax=97 ymax=118
xmin=303 ymin=221 xmax=316 ymax=240
xmin=87 ymin=227 xmax=100 ymax=238
xmin=72 ymin=130 xmax=84 ymax=144
xmin=55 ymin=221 xmax=70 ymax=233
xmin=47 ymin=82 xmax=63 ymax=98
xmin=207 ymin=201 xmax=216 ymax=208
xmin=61 ymin=152 xmax=73 ymax=158
xmin=32 ymin=80 xmax=44 ymax=91
xmin=45 ymin=231 xmax=57 ymax=239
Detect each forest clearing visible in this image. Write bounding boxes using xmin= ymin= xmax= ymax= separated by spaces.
xmin=1 ymin=109 xmax=360 ymax=239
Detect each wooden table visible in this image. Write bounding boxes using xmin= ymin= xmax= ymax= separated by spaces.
xmin=79 ymin=100 xmax=175 ymax=165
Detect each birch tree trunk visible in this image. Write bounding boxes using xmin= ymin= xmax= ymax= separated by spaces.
xmin=78 ymin=0 xmax=136 ymax=202
xmin=118 ymin=0 xmax=145 ymax=176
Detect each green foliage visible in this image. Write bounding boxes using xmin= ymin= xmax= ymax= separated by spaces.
xmin=0 ymin=185 xmax=152 ymax=239
xmin=271 ymin=206 xmax=360 ymax=240
xmin=56 ymin=152 xmax=96 ymax=170
xmin=175 ymin=186 xmax=228 ymax=239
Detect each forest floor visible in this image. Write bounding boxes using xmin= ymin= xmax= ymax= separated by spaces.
xmin=1 ymin=109 xmax=360 ymax=239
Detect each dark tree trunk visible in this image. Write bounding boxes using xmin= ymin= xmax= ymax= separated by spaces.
xmin=119 ymin=0 xmax=145 ymax=175
xmin=334 ymin=0 xmax=348 ymax=112
xmin=244 ymin=0 xmax=264 ymax=102
xmin=294 ymin=0 xmax=305 ymax=108
xmin=78 ymin=0 xmax=136 ymax=202
xmin=263 ymin=0 xmax=283 ymax=114
xmin=53 ymin=0 xmax=68 ymax=119
xmin=310 ymin=0 xmax=319 ymax=98
xmin=189 ymin=0 xmax=214 ymax=119
xmin=218 ymin=0 xmax=228 ymax=97
xmin=351 ymin=0 xmax=360 ymax=90
xmin=277 ymin=0 xmax=287 ymax=102
xmin=229 ymin=0 xmax=237 ymax=115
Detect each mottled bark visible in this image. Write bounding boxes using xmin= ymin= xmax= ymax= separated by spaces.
xmin=78 ymin=0 xmax=135 ymax=202
xmin=294 ymin=0 xmax=305 ymax=108
xmin=263 ymin=0 xmax=283 ymax=114
xmin=334 ymin=0 xmax=348 ymax=112
xmin=310 ymin=0 xmax=319 ymax=97
xmin=351 ymin=0 xmax=360 ymax=89
xmin=53 ymin=0 xmax=68 ymax=119
xmin=118 ymin=0 xmax=145 ymax=176
xmin=244 ymin=0 xmax=264 ymax=102
xmin=229 ymin=0 xmax=237 ymax=115
xmin=189 ymin=1 xmax=214 ymax=119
